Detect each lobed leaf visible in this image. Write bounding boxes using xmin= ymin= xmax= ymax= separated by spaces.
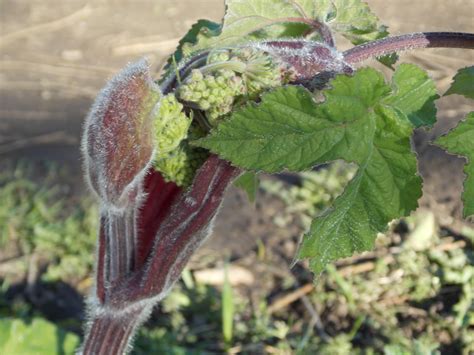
xmin=383 ymin=63 xmax=438 ymax=128
xmin=184 ymin=0 xmax=390 ymax=55
xmin=199 ymin=64 xmax=437 ymax=274
xmin=160 ymin=20 xmax=221 ymax=82
xmin=233 ymin=171 xmax=259 ymax=202
xmin=198 ymin=64 xmax=436 ymax=172
xmin=435 ymin=112 xmax=474 ymax=218
xmin=183 ymin=0 xmax=309 ymax=55
xmin=306 ymin=0 xmax=389 ymax=44
xmin=444 ymin=66 xmax=474 ymax=100
xmin=299 ymin=125 xmax=422 ymax=274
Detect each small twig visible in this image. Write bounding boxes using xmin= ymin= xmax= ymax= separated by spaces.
xmin=267 ymin=283 xmax=314 ymax=314
xmin=0 ymin=109 xmax=68 ymax=122
xmin=300 ymin=295 xmax=330 ymax=341
xmin=26 ymin=254 xmax=40 ymax=303
xmin=379 ymin=295 xmax=409 ymax=306
xmin=336 ymin=239 xmax=467 ymax=277
xmin=338 ymin=255 xmax=395 ymax=277
xmin=0 ymin=255 xmax=28 ymax=278
xmin=436 ymin=240 xmax=466 ymax=251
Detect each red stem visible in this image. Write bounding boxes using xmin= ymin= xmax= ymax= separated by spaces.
xmin=108 ymin=155 xmax=240 ymax=306
xmin=343 ymin=32 xmax=474 ymax=64
xmin=82 ymin=156 xmax=240 ymax=354
xmin=80 ymin=306 xmax=149 ymax=355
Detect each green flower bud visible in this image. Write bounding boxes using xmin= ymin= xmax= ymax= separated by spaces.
xmin=153 ymin=94 xmax=191 ymax=159
xmin=177 ymin=48 xmax=290 ymax=125
xmin=156 ymin=123 xmax=208 ymax=187
xmin=207 ymin=49 xmax=230 ymax=64
xmin=200 ymin=100 xmax=211 ymax=110
xmin=178 ymin=67 xmax=246 ymax=125
xmin=190 ymin=69 xmax=203 ymax=82
xmin=231 ymin=48 xmax=284 ymax=96
xmin=153 ymin=138 xmax=208 ymax=188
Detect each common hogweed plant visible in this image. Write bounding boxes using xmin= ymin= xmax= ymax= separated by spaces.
xmin=80 ymin=0 xmax=474 ymax=353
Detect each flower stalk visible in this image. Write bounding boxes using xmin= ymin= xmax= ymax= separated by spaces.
xmin=80 ymin=59 xmax=240 ymax=354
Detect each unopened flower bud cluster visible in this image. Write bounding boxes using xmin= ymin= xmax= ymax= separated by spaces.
xmin=178 ymin=69 xmax=245 ymax=124
xmin=153 ymin=48 xmax=295 ymax=186
xmin=178 ymin=47 xmax=293 ymax=124
xmin=153 ymin=94 xmax=207 ymax=187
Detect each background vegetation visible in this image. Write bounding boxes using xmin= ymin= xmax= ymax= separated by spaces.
xmin=0 ymin=160 xmax=472 ymax=354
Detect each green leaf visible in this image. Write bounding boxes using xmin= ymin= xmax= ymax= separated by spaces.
xmin=435 ymin=112 xmax=474 ymax=218
xmin=198 ymin=64 xmax=436 ymax=172
xmin=184 ymin=0 xmax=307 ymax=54
xmin=382 ymin=63 xmax=439 ymax=128
xmin=445 ymin=66 xmax=474 ymax=100
xmin=233 ymin=172 xmax=258 ymax=203
xmin=299 ymin=126 xmax=422 ymax=274
xmin=199 ymin=65 xmax=433 ymax=274
xmin=160 ymin=20 xmax=221 ymax=82
xmin=186 ymin=0 xmax=389 ymax=54
xmin=173 ymin=20 xmax=221 ymax=62
xmin=196 ymin=82 xmax=379 ymax=172
xmin=0 ymin=318 xmax=80 ymax=355
xmin=377 ymin=53 xmax=399 ymax=70
xmin=309 ymin=0 xmax=389 ymax=44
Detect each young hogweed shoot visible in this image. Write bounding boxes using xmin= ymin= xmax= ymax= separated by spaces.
xmin=80 ymin=1 xmax=473 ymax=353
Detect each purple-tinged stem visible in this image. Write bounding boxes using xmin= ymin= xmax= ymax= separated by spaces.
xmin=107 ymin=155 xmax=240 ymax=307
xmin=80 ymin=306 xmax=149 ymax=355
xmin=343 ymin=32 xmax=474 ymax=64
xmin=103 ymin=208 xmax=137 ymax=283
xmin=160 ymin=51 xmax=209 ymax=94
xmin=81 ymin=156 xmax=240 ymax=354
xmin=159 ymin=17 xmax=334 ymax=94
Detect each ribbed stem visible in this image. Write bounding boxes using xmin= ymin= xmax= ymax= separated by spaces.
xmin=107 ymin=156 xmax=241 ymax=306
xmin=81 ymin=157 xmax=240 ymax=352
xmin=105 ymin=208 xmax=137 ymax=283
xmin=343 ymin=32 xmax=474 ymax=64
xmin=80 ymin=307 xmax=149 ymax=355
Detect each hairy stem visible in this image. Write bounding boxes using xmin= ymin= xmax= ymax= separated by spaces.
xmin=105 ymin=208 xmax=137 ymax=282
xmin=108 ymin=156 xmax=240 ymax=306
xmin=80 ymin=306 xmax=151 ymax=355
xmin=81 ymin=157 xmax=239 ymax=353
xmin=343 ymin=32 xmax=474 ymax=64
xmin=159 ymin=17 xmax=334 ymax=94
